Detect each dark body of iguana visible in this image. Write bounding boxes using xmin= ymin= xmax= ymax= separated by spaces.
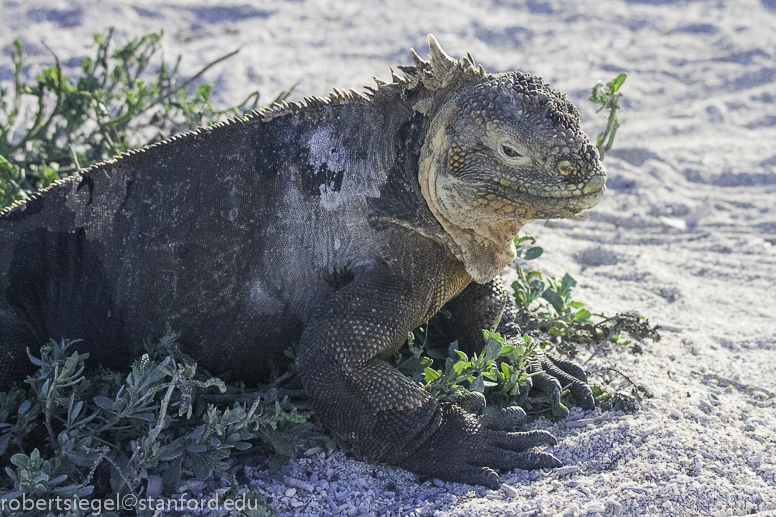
xmin=0 ymin=36 xmax=606 ymax=488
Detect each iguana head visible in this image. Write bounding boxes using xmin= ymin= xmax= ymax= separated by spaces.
xmin=412 ymin=36 xmax=607 ymax=283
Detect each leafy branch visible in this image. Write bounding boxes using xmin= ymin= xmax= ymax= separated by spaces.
xmin=1 ymin=334 xmax=304 ymax=515
xmin=589 ymin=73 xmax=626 ymax=161
xmin=0 ymin=29 xmax=292 ymax=210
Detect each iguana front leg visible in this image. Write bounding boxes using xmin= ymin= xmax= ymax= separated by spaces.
xmin=438 ymin=278 xmax=595 ymax=414
xmin=297 ymin=259 xmax=560 ymax=488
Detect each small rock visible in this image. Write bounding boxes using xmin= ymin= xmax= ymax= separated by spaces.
xmin=501 ymin=483 xmax=520 ymax=499
xmin=668 ymin=407 xmax=683 ymax=419
xmin=433 ymin=478 xmax=445 ymax=488
xmin=555 ymin=465 xmax=581 ymax=476
xmin=289 ymin=498 xmax=304 ymax=508
xmin=586 ymin=501 xmax=606 ymax=513
xmin=305 ymin=446 xmax=324 ymax=456
xmin=566 ymin=418 xmax=599 ymax=428
xmin=699 ymin=399 xmax=715 ymax=414
xmin=284 ymin=476 xmax=315 ymax=492
xmin=285 ymin=488 xmax=297 ymax=498
xmin=608 ymin=499 xmax=623 ymax=515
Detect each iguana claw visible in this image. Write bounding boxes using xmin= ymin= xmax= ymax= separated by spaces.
xmin=398 ymin=402 xmax=562 ymax=487
xmin=526 ymin=349 xmax=596 ymax=416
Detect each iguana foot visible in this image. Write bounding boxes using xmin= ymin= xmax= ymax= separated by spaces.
xmin=525 ymin=349 xmax=595 ymax=418
xmin=400 ymin=401 xmax=561 ymax=489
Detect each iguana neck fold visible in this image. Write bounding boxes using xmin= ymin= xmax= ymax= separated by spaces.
xmin=418 ymin=98 xmax=525 ymax=284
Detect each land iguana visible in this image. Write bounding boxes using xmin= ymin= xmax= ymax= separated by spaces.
xmin=0 ymin=36 xmax=606 ymax=488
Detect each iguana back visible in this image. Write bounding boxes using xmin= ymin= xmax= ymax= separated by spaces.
xmin=0 ymin=95 xmax=428 ymax=380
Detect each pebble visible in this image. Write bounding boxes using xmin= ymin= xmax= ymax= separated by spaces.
xmin=305 ymin=446 xmax=324 ymax=456
xmin=567 ymin=417 xmax=599 ymax=428
xmin=284 ymin=488 xmax=297 ymax=498
xmin=501 ymin=484 xmax=520 ymax=499
xmin=608 ymin=499 xmax=623 ymax=515
xmin=585 ymin=501 xmax=606 ymax=513
xmin=284 ymin=476 xmax=315 ymax=492
xmin=555 ymin=466 xmax=581 ymax=476
xmin=668 ymin=407 xmax=683 ymax=419
xmin=699 ymin=399 xmax=715 ymax=414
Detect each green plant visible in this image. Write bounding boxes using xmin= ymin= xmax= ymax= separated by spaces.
xmin=0 ymin=29 xmax=292 ymax=210
xmin=419 ymin=323 xmax=541 ymax=407
xmin=589 ymin=73 xmax=627 ymax=161
xmin=0 ymin=333 xmax=308 ymax=515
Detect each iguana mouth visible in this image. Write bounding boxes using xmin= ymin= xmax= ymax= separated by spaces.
xmin=500 ymin=168 xmax=607 ymax=200
xmin=527 ymin=187 xmax=606 ymax=220
xmin=538 ymin=185 xmax=605 ymax=199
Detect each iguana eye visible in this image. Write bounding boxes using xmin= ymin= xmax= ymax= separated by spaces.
xmin=501 ymin=144 xmax=522 ymax=158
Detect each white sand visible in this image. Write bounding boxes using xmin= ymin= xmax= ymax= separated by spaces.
xmin=2 ymin=0 xmax=775 ymax=515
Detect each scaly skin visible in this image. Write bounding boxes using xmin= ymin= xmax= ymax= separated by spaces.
xmin=0 ymin=35 xmax=605 ymax=487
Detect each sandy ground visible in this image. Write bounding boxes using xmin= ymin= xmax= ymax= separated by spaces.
xmin=2 ymin=0 xmax=775 ymax=515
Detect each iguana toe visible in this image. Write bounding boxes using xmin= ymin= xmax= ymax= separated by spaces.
xmin=455 ymin=466 xmax=501 ymax=490
xmin=482 ymin=405 xmax=527 ymax=431
xmin=491 ymin=429 xmax=557 ymax=451
xmin=527 ymin=350 xmax=595 ymax=414
xmin=455 ymin=390 xmax=487 ymax=415
xmin=547 ymin=355 xmax=596 ymax=409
